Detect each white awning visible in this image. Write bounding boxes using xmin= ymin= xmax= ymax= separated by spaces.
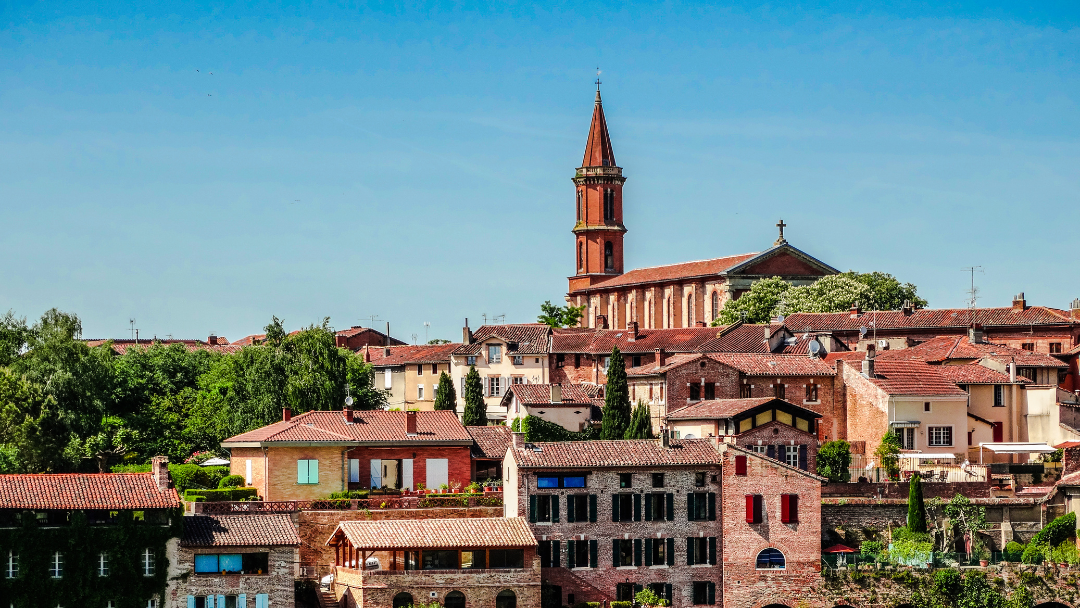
xmin=199 ymin=457 xmax=231 ymax=466
xmin=890 ymin=421 xmax=921 ymax=428
xmin=898 ymin=453 xmax=958 ymax=459
xmin=978 ymin=442 xmax=1057 ymax=454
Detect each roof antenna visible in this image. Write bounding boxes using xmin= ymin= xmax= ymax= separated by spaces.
xmin=962 ymin=266 xmax=984 ymax=327
xmin=129 ymin=318 xmax=136 ymax=340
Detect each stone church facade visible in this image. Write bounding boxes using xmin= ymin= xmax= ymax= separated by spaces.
xmin=566 ymin=89 xmax=838 ymax=330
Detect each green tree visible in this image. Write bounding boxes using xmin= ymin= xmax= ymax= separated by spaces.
xmin=0 ymin=310 xmax=31 ymax=368
xmin=875 ymin=431 xmax=902 ymax=481
xmin=427 ymin=339 xmax=451 ymax=345
xmin=779 ymin=274 xmax=871 ymax=316
xmin=601 ymin=347 xmax=631 ymax=440
xmin=1007 ymin=585 xmax=1034 ymax=608
xmin=816 ymin=440 xmax=851 ymax=482
xmin=908 ymin=473 xmax=927 ymax=533
xmin=625 ymin=400 xmax=654 ymax=439
xmin=462 ymin=366 xmax=486 ymax=426
xmin=714 ymin=277 xmax=791 ymax=325
xmin=538 ymin=300 xmax=587 ymax=328
xmin=82 ymin=415 xmax=139 ymax=473
xmin=433 ymin=372 xmax=457 ymax=411
xmin=844 ymin=271 xmax=928 ymax=311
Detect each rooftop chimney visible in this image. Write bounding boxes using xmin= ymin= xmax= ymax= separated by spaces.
xmin=1063 ymin=446 xmax=1080 ymax=479
xmin=384 ymin=347 xmax=391 ymax=357
xmin=151 ymin=456 xmax=170 ymax=491
xmin=694 ymin=321 xmax=706 ymax=328
xmin=655 ymin=348 xmax=666 ymax=367
xmin=661 ymin=428 xmax=670 ymax=448
xmin=344 ymin=406 xmax=353 ymax=423
xmin=463 ymin=319 xmax=472 ymax=345
xmin=850 ymin=302 xmax=862 ymax=318
xmin=968 ymin=323 xmax=985 ymax=344
xmin=901 ymin=300 xmax=914 ymax=316
xmin=1012 ymin=292 xmax=1027 ymax=312
xmin=596 ymin=314 xmax=608 ymax=329
xmin=512 ymin=431 xmax=525 ymax=450
xmin=406 ymin=410 xmax=418 ymax=436
xmin=1071 ymin=298 xmax=1080 ymax=322
xmin=861 ymin=348 xmax=876 ymax=378
xmin=627 ymin=321 xmax=638 ymax=341
xmin=1009 ymin=361 xmax=1017 ymax=383
xmin=335 ymin=335 xmax=346 ymax=348
xmin=283 ymin=407 xmax=292 ymax=422
xmin=550 ymin=384 xmax=562 ymax=404
xmin=207 ymin=335 xmax=218 ymax=346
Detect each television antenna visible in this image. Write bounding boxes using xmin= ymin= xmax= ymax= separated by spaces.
xmin=492 ymin=314 xmax=506 ymax=324
xmin=962 ymin=266 xmax=985 ymax=326
xmin=411 ymin=333 xmax=418 ymax=345
xmin=129 ymin=318 xmax=136 ymax=340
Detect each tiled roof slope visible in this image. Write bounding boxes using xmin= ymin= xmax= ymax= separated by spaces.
xmin=512 ymin=438 xmax=722 ymax=468
xmin=86 ymin=339 xmax=242 ymax=355
xmin=334 ymin=517 xmax=536 ymax=550
xmin=695 ymin=324 xmax=772 ymax=353
xmin=507 ymin=384 xmax=602 ymax=405
xmin=935 ymin=364 xmax=1029 ymax=385
xmin=784 ymin=306 xmax=1072 ymax=332
xmin=466 ymin=425 xmax=513 ymax=460
xmin=708 ymin=353 xmax=836 ymax=376
xmin=876 ymin=336 xmax=1068 ymax=368
xmin=573 ymin=254 xmax=758 ymax=292
xmin=0 ymin=473 xmax=181 ymax=510
xmin=625 ymin=354 xmax=701 ymax=377
xmin=222 ymin=410 xmax=472 ymax=445
xmin=552 ymin=327 xmax=720 ymax=354
xmin=866 ymin=361 xmax=969 ymax=397
xmin=666 ymin=398 xmax=776 ymax=420
xmin=182 ymin=514 xmax=301 ymax=547
xmin=366 ymin=344 xmax=461 ymax=366
xmin=453 ymin=324 xmax=551 ymax=356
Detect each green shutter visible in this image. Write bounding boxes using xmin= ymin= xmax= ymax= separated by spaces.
xmin=589 ymin=494 xmax=597 ymax=522
xmin=567 ymin=497 xmax=576 ymax=523
xmin=634 ymin=539 xmax=642 ymax=566
xmin=666 ymin=493 xmax=674 ymax=521
xmin=612 ymin=494 xmax=620 ymax=522
xmin=552 ymin=495 xmax=560 ymax=523
xmin=552 ymin=540 xmax=561 ymax=567
xmin=686 ymin=538 xmax=694 ymax=565
xmin=644 ymin=539 xmax=653 ymax=566
xmin=686 ymin=493 xmax=694 ymax=520
xmin=311 ymin=460 xmax=318 ymax=484
xmin=633 ymin=493 xmax=642 ymax=521
xmin=567 ymin=540 xmax=576 ymax=568
xmin=707 ymin=582 xmax=715 ymax=605
xmin=644 ymin=494 xmax=653 ymax=521
xmin=589 ymin=540 xmax=598 ymax=568
xmin=612 ymin=539 xmax=620 ymax=567
xmin=708 ymin=537 xmax=717 ymax=565
xmin=297 ymin=460 xmax=307 ymax=484
xmin=634 ymin=584 xmax=643 ymax=595
xmin=529 ymin=495 xmax=537 ymax=523
xmin=666 ymin=538 xmax=675 ymax=566
xmin=708 ymin=493 xmax=716 ymax=521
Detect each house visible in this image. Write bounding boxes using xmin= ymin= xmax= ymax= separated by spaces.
xmin=502 ymin=433 xmax=824 ymax=608
xmin=168 ymin=514 xmax=301 ymax=608
xmin=665 ymin=397 xmax=821 ymax=473
xmin=550 ymin=325 xmax=722 ymax=385
xmin=85 ymin=336 xmax=242 ymax=355
xmin=364 ymin=344 xmax=461 ymax=410
xmin=467 ymin=425 xmax=513 ymax=483
xmin=335 ymin=326 xmax=406 ymax=350
xmin=325 ymin=517 xmax=540 ymax=608
xmin=221 ymin=409 xmax=475 ymax=498
xmin=0 ymin=457 xmax=181 ymax=608
xmin=501 ymin=383 xmax=603 ymax=432
xmin=450 ymin=324 xmax=553 ymax=422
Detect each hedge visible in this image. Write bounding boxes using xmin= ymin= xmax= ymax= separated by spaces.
xmin=112 ymin=463 xmax=230 ymax=493
xmin=520 ymin=415 xmax=596 ymax=442
xmin=1022 ymin=512 xmax=1075 ymax=563
xmin=183 ymin=488 xmax=259 ymax=502
xmin=218 ymin=475 xmax=245 ymax=488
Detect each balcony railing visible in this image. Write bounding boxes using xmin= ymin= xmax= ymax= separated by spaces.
xmin=195 ymin=494 xmax=503 ymax=515
xmin=364 ymin=567 xmax=527 ymax=576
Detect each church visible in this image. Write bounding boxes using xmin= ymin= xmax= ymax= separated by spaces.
xmin=566 ymin=88 xmax=839 ymax=329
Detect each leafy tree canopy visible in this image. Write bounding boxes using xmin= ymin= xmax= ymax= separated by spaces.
xmin=427 ymin=339 xmax=451 ymax=345
xmin=816 ymin=440 xmax=851 ymax=483
xmin=538 ymin=300 xmax=587 ymax=328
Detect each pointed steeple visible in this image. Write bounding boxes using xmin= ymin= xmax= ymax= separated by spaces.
xmin=582 ymin=89 xmax=616 ymax=168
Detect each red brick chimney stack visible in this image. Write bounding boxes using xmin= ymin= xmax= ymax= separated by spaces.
xmin=463 ymin=319 xmax=472 ymax=345
xmin=695 ymin=321 xmax=706 ymax=327
xmin=343 ymin=406 xmax=352 ymax=423
xmin=655 ymin=348 xmax=666 ymax=367
xmin=849 ymin=303 xmax=861 ymax=318
xmin=1071 ymin=299 xmax=1080 ymax=322
xmin=151 ymin=456 xmax=170 ymax=491
xmin=512 ymin=431 xmax=525 ymax=450
xmin=627 ymin=321 xmax=638 ymax=341
xmin=1012 ymin=292 xmax=1027 ymax=312
xmin=207 ymin=335 xmax=218 ymax=346
xmin=406 ymin=410 xmax=418 ymax=436
xmin=283 ymin=408 xmax=292 ymax=423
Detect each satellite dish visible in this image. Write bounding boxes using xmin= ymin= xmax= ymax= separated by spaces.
xmin=859 ymin=326 xmax=868 ymax=338
xmin=808 ymin=341 xmax=822 ymax=356
xmin=345 ymin=396 xmax=354 ymax=406
xmin=776 ymin=315 xmax=785 ymax=322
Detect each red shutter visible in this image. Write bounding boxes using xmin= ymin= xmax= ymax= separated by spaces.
xmin=781 ymin=494 xmax=790 ymax=523
xmin=745 ymin=495 xmax=755 ymax=523
xmin=735 ymin=455 xmax=747 ymax=476
xmin=992 ymin=422 xmax=1004 ymax=443
xmin=790 ymin=495 xmax=798 ymax=523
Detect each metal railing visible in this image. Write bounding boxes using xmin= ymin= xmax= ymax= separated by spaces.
xmin=845 ymin=465 xmax=989 ymax=484
xmin=364 ymin=567 xmax=527 ymax=576
xmin=195 ymin=495 xmax=504 ymax=514
xmin=823 ymin=551 xmax=1023 ymax=570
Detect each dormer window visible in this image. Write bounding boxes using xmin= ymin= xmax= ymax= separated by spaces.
xmin=487 ymin=344 xmax=502 ymax=363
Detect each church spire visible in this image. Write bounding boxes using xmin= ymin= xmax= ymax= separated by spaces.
xmin=582 ymin=88 xmax=616 ymax=168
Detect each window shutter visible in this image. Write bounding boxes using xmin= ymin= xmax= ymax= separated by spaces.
xmin=707 ymin=493 xmax=716 ymax=521
xmin=686 ymin=538 xmax=694 ymax=566
xmin=188 ymin=597 xmax=196 ymax=608
xmin=790 ymin=495 xmax=799 ymax=523
xmin=644 ymin=495 xmax=653 ymax=521
xmin=666 ymin=493 xmax=674 ymax=521
xmin=634 ymin=539 xmax=642 ymax=566
xmin=567 ymin=497 xmax=575 ymax=523
xmin=735 ymin=455 xmax=747 ymax=476
xmin=612 ymin=539 xmax=620 ymax=567
xmin=687 ymin=494 xmax=694 ymax=521
xmin=256 ymin=595 xmax=269 ymax=608
xmin=665 ymin=584 xmax=672 ymax=603
xmin=552 ymin=495 xmax=560 ymax=523
xmin=766 ymin=445 xmax=775 ymax=459
xmin=781 ymin=495 xmax=790 ymax=523
xmin=552 ymin=540 xmax=561 ymax=567
xmin=708 ymin=537 xmax=717 ymax=565
xmin=207 ymin=597 xmax=215 ymax=608
xmin=799 ymin=444 xmax=808 ymax=470
xmin=218 ymin=596 xmax=226 ymax=608
xmin=633 ymin=494 xmax=642 ymax=521
xmin=589 ymin=494 xmax=597 ymax=522
xmin=755 ymin=495 xmax=763 ymax=523
xmin=634 ymin=584 xmax=643 ymax=595
xmin=311 ymin=460 xmax=318 ymax=484
xmin=644 ymin=539 xmax=653 ymax=566
xmin=529 ymin=495 xmax=537 ymax=523
xmin=707 ymin=582 xmax=715 ymax=605
xmin=745 ymin=495 xmax=755 ymax=523
xmin=238 ymin=595 xmax=246 ymax=608
xmin=612 ymin=494 xmax=620 ymax=521
xmin=666 ymin=538 xmax=675 ymax=566
xmin=567 ymin=540 xmax=576 ymax=568
xmin=297 ymin=460 xmax=307 ymax=484
xmin=589 ymin=540 xmax=598 ymax=568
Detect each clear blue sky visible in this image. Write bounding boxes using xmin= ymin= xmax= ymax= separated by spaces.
xmin=2 ymin=2 xmax=1078 ymax=343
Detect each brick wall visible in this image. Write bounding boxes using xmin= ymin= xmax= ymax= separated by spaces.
xmin=839 ymin=362 xmax=891 ymax=458
xmin=165 ymin=545 xmax=296 ymax=608
xmin=344 ymin=446 xmax=473 ymax=491
xmin=735 ymin=421 xmax=818 ymax=473
xmin=260 ymin=445 xmax=346 ymax=501
xmin=821 ymin=481 xmax=990 ymax=499
xmin=229 ymin=447 xmax=266 ymax=497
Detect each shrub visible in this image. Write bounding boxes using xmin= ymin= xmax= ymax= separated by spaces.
xmin=933 ymin=569 xmax=962 ymax=603
xmin=1050 ymin=539 xmax=1080 ymax=565
xmin=890 ymin=527 xmax=933 ymax=566
xmin=611 ymin=602 xmax=633 ymax=608
xmin=908 ymin=473 xmax=927 ymax=533
xmin=861 ymin=541 xmax=885 ymax=560
xmin=218 ymin=475 xmax=244 ymax=489
xmin=183 ymin=488 xmax=259 ymax=502
xmin=168 ymin=464 xmax=230 ymax=493
xmin=817 ymin=440 xmax=852 ymax=483
xmin=1022 ymin=512 xmax=1076 ymax=563
xmin=1004 ymin=541 xmax=1025 ymax=561
xmin=572 ymin=603 xmax=602 ymax=608
xmin=328 ymin=490 xmax=369 ymax=500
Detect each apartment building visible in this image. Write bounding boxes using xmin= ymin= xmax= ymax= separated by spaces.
xmin=450 ymin=324 xmax=552 ymax=422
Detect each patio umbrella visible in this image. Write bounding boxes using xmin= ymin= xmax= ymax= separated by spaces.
xmin=824 ymin=544 xmax=857 ymax=554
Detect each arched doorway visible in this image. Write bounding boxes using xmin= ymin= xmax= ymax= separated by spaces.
xmin=394 ymin=593 xmax=414 ymax=608
xmin=496 ymin=590 xmax=517 ymax=608
xmin=445 ymin=591 xmax=466 ymax=608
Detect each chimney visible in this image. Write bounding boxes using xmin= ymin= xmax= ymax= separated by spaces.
xmin=968 ymin=323 xmax=985 ymax=344
xmin=151 ymin=456 xmax=170 ymax=491
xmin=655 ymin=348 xmax=666 ymax=367
xmin=1063 ymin=446 xmax=1080 ymax=479
xmin=283 ymin=408 xmax=292 ymax=422
xmin=596 ymin=314 xmax=608 ymax=329
xmin=695 ymin=321 xmax=706 ymax=327
xmin=1009 ymin=361 xmax=1017 ymax=383
xmin=207 ymin=335 xmax=218 ymax=346
xmin=849 ymin=302 xmax=861 ymax=318
xmin=406 ymin=410 xmax=418 ymax=436
xmin=550 ymin=384 xmax=562 ymax=403
xmin=901 ymin=300 xmax=914 ymax=316
xmin=861 ymin=349 xmax=876 ymax=378
xmin=1071 ymin=299 xmax=1080 ymax=321
xmin=384 ymin=347 xmax=391 ymax=357
xmin=627 ymin=321 xmax=638 ymax=341
xmin=363 ymin=347 xmax=371 ymax=362
xmin=343 ymin=406 xmax=353 ymax=423
xmin=512 ymin=431 xmax=525 ymax=450
xmin=1012 ymin=292 xmax=1027 ymax=312
xmin=661 ymin=428 xmax=670 ymax=448
xmin=463 ymin=319 xmax=472 ymax=345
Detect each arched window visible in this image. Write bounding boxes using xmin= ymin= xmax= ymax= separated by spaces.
xmin=445 ymin=591 xmax=466 ymax=608
xmin=711 ymin=291 xmax=719 ymax=321
xmin=604 ymin=242 xmax=614 ymax=271
xmin=394 ymin=593 xmax=414 ymax=608
xmin=578 ymin=242 xmax=584 ymax=271
xmin=603 ymin=189 xmax=615 ymax=221
xmin=496 ymin=590 xmax=517 ymax=608
xmin=756 ymin=548 xmax=786 ymax=569
xmin=576 ymin=190 xmax=582 ymax=221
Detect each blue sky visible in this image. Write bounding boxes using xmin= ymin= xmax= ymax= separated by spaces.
xmin=1 ymin=2 xmax=1078 ymax=343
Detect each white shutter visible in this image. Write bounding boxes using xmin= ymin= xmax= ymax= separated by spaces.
xmin=403 ymin=459 xmax=414 ymax=490
xmin=245 ymin=460 xmax=252 ymax=486
xmin=426 ymin=459 xmax=448 ymax=489
xmin=370 ymin=459 xmax=382 ymax=488
xmin=384 ymin=369 xmax=392 ymax=390
xmin=349 ymin=459 xmax=360 ymax=483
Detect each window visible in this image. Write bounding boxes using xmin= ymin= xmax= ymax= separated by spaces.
xmin=1050 ymin=343 xmax=1062 ymax=354
xmin=569 ymin=494 xmax=589 ymax=521
xmin=735 ymin=455 xmax=747 ymax=476
xmin=539 ymin=540 xmax=561 ymax=567
xmin=571 ymin=539 xmax=590 ymax=568
xmin=774 ymin=384 xmax=785 ymax=400
xmin=687 ymin=537 xmax=715 ymax=565
xmin=489 ymin=549 xmax=525 ymax=569
xmin=512 ymin=356 xmax=524 ymax=366
xmin=1022 ymin=343 xmax=1035 ymax=351
xmin=739 ymin=384 xmax=752 ymax=398
xmin=694 ymin=472 xmax=706 ymax=487
xmin=142 ymin=549 xmax=155 ymax=576
xmin=652 ymin=473 xmax=664 ymax=488
xmin=578 ymin=242 xmax=584 ymax=270
xmin=756 ymin=548 xmax=786 ymax=569
xmin=603 ymin=189 xmax=615 ymax=221
xmin=417 ymin=385 xmax=425 ymax=400
xmin=783 ymin=446 xmax=799 ymax=468
xmin=994 ymin=385 xmax=1005 ymax=407
xmin=563 ymin=476 xmax=586 ymax=488
xmin=619 ymin=473 xmax=632 ymax=488
xmin=1018 ymin=367 xmax=1037 ymax=382
xmin=781 ymin=494 xmax=799 ymax=523
xmin=899 ymin=427 xmax=916 ymax=450
xmin=602 ymin=356 xmax=611 ymax=372
xmin=467 ymin=356 xmax=477 ymax=366
xmin=49 ymin=552 xmax=62 ymax=578
xmin=512 ymin=376 xmax=524 ymax=385
xmin=645 ymin=493 xmax=668 ymax=521
xmin=924 ymin=402 xmax=931 ymax=412
xmin=752 ymin=445 xmax=766 ymax=454
xmin=616 ymin=583 xmax=635 ymax=601
xmin=649 ymin=538 xmax=666 ymax=564
xmin=687 ymin=492 xmax=714 ymax=521
xmin=538 ymin=476 xmax=559 ymax=488
xmin=689 ymin=384 xmax=700 ymax=401
xmin=461 ymin=550 xmax=486 ymax=569
xmin=577 ymin=190 xmax=583 ymax=220
xmin=422 ymin=550 xmax=459 ymax=569
xmin=616 ymin=539 xmax=634 ymax=566
xmin=632 ymin=355 xmax=642 ymax=367
xmin=612 ymin=493 xmax=636 ymax=522
xmin=745 ymin=494 xmax=762 ymax=524
xmin=98 ymin=552 xmax=109 ymax=577
xmin=692 ymin=581 xmax=716 ymax=605
xmin=431 ymin=363 xmax=438 ymax=374
xmin=557 ymin=354 xmax=566 ymax=368
xmin=487 ymin=376 xmax=502 ymax=397
xmin=445 ymin=591 xmax=467 ymax=608
xmin=416 ymin=364 xmax=423 ymax=376
xmin=805 ymin=383 xmax=818 ymax=402
xmin=537 ymin=495 xmax=554 ymax=522
xmin=5 ymin=551 xmax=16 ymax=578
xmin=711 ymin=291 xmax=719 ymax=321
xmin=297 ymin=459 xmax=319 ymax=484
xmin=928 ymin=426 xmax=953 ymax=447
xmin=488 ymin=344 xmax=502 ymax=363
xmin=704 ymin=383 xmax=714 ymax=400
xmin=604 ymin=242 xmax=614 ymax=271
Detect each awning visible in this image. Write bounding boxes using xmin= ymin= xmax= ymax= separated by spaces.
xmin=199 ymin=457 xmax=231 ymax=467
xmin=978 ymin=442 xmax=1057 ymax=454
xmin=890 ymin=421 xmax=921 ymax=428
xmin=824 ymin=544 xmax=857 ymax=554
xmin=898 ymin=453 xmax=958 ymax=459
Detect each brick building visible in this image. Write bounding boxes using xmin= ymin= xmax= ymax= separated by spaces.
xmin=325 ymin=517 xmax=540 ymax=608
xmin=365 ymin=344 xmax=462 ymax=410
xmin=222 ymin=409 xmax=474 ymax=498
xmin=501 ymin=383 xmax=604 ymax=432
xmin=450 ymin=324 xmax=553 ymax=422
xmin=467 ymin=425 xmax=513 ymax=483
xmin=502 ymin=434 xmax=824 ymax=608
xmin=564 ymin=89 xmax=837 ymax=331
xmin=336 ymin=326 xmax=407 ymax=350
xmin=167 ymin=514 xmax=300 ymax=608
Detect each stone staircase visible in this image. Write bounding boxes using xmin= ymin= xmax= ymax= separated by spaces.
xmin=316 ymin=589 xmax=339 ymax=608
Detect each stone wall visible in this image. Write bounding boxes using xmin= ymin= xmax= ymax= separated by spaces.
xmin=822 ymin=481 xmax=991 ymax=499
xmin=165 ymin=545 xmax=296 ymax=608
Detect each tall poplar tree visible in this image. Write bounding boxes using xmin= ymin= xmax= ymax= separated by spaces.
xmin=433 ymin=372 xmax=457 ymax=411
xmin=600 ymin=347 xmax=631 ymax=440
xmin=462 ymin=366 xmax=487 ymax=426
xmin=908 ymin=472 xmax=927 ymax=533
xmin=625 ymin=400 xmax=654 ymax=439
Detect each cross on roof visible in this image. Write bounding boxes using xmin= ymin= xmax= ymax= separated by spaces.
xmin=595 ymin=67 xmax=602 ymax=91
xmin=775 ymin=219 xmax=788 ymax=245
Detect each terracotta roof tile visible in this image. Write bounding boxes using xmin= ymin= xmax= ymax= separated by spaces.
xmin=332 ymin=517 xmax=537 ymax=550
xmin=182 ymin=515 xmax=301 ymax=547
xmin=512 ymin=438 xmax=722 ymax=468
xmin=935 ymin=364 xmax=1029 ymax=385
xmin=222 ymin=410 xmax=472 ymax=445
xmin=707 ymin=353 xmax=836 ymax=376
xmin=366 ymin=344 xmax=460 ymax=366
xmin=784 ymin=306 xmax=1072 ymax=332
xmin=866 ymin=360 xmax=969 ymax=397
xmin=466 ymin=425 xmax=513 ymax=460
xmin=86 ymin=339 xmax=242 ymax=355
xmin=0 ymin=473 xmax=181 ymax=510
xmin=551 ymin=327 xmax=720 ymax=355
xmin=626 ymin=354 xmax=701 ymax=377
xmin=453 ymin=325 xmax=551 ymax=356
xmin=695 ymin=324 xmax=772 ymax=353
xmin=666 ymin=398 xmax=777 ymax=420
xmin=506 ymin=384 xmax=602 ymax=406
xmin=877 ymin=336 xmax=1068 ymax=368
xmin=570 ymin=254 xmax=758 ymax=293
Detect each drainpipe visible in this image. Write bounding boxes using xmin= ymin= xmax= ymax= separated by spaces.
xmin=262 ymin=446 xmax=269 ymax=501
xmin=341 ymin=449 xmax=347 ymax=492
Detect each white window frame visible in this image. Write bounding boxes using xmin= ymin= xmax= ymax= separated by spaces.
xmin=927 ymin=425 xmax=953 ymax=447
xmin=784 ymin=446 xmax=799 ymax=468
xmin=512 ymin=355 xmax=524 ymax=366
xmin=245 ymin=459 xmax=253 ymax=486
xmin=487 ymin=344 xmax=502 ymax=363
xmin=5 ymin=551 xmax=16 ymax=579
xmin=488 ymin=376 xmax=502 ymax=397
xmin=142 ymin=548 xmax=155 ymax=576
xmin=98 ymin=552 xmax=109 ymax=577
xmin=417 ymin=385 xmax=424 ymax=400
xmin=467 ymin=356 xmax=477 ymax=367
xmin=49 ymin=552 xmax=62 ymax=578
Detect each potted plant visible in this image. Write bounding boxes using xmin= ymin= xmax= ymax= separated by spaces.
xmin=449 ymin=480 xmax=462 ymax=494
xmin=438 ymin=483 xmax=449 ymax=494
xmin=973 ymin=540 xmax=990 ymax=567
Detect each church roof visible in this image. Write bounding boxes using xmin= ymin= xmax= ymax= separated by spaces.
xmin=572 ymin=253 xmax=758 ymax=292
xmin=582 ymin=90 xmax=616 ymax=168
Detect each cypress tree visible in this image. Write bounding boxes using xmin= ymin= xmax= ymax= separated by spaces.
xmin=625 ymin=400 xmax=654 ymax=439
xmin=600 ymin=346 xmax=631 ymax=439
xmin=462 ymin=366 xmax=487 ymax=426
xmin=433 ymin=372 xmax=457 ymax=411
xmin=908 ymin=472 xmax=927 ymax=532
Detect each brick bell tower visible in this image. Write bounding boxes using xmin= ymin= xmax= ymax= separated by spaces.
xmin=571 ymin=85 xmax=626 ymax=287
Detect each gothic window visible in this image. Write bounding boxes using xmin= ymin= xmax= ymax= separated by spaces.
xmin=577 ymin=190 xmax=583 ymax=221
xmin=604 ymin=242 xmax=614 ymax=271
xmin=578 ymin=242 xmax=584 ymax=271
xmin=603 ymin=189 xmax=615 ymax=222
xmin=711 ymin=291 xmax=719 ymax=321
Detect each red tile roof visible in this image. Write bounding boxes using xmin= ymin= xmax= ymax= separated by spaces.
xmin=552 ymin=327 xmax=721 ymax=355
xmin=466 ymin=425 xmax=513 ymax=460
xmin=666 ymin=398 xmax=776 ymax=420
xmin=506 ymin=384 xmax=602 ymax=406
xmin=784 ymin=306 xmax=1072 ymax=332
xmin=570 ymin=253 xmax=758 ymax=293
xmin=222 ymin=410 xmax=472 ymax=445
xmin=935 ymin=364 xmax=1029 ymax=385
xmin=0 ymin=473 xmax=181 ymax=510
xmin=582 ymin=90 xmax=616 ymax=167
xmin=625 ymin=353 xmax=702 ymax=377
xmin=708 ymin=353 xmax=836 ymax=376
xmin=366 ymin=344 xmax=461 ymax=366
xmin=86 ymin=339 xmax=242 ymax=355
xmin=866 ymin=360 xmax=969 ymax=397
xmin=1063 ymin=344 xmax=1080 ymax=357
xmin=512 ymin=438 xmax=722 ymax=468
xmin=695 ymin=324 xmax=772 ymax=353
xmin=331 ymin=517 xmax=537 ymax=550
xmin=453 ymin=324 xmax=551 ymax=356
xmin=876 ymin=336 xmax=1068 ymax=368
xmin=181 ymin=515 xmax=301 ymax=547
